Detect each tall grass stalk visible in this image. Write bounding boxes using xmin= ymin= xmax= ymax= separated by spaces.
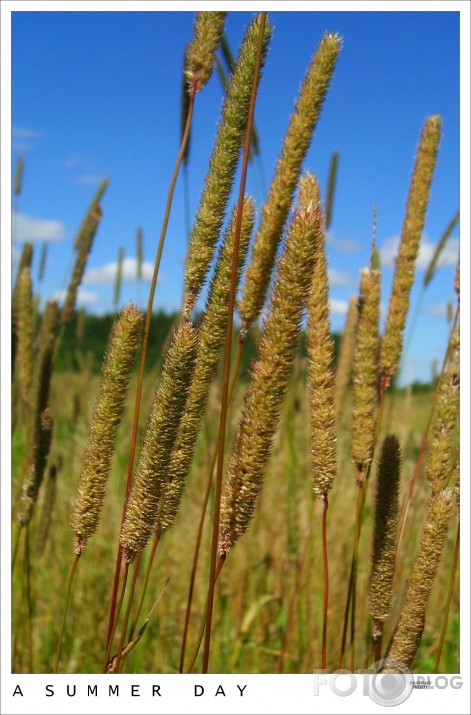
xmin=203 ymin=12 xmax=269 ymax=673
xmin=104 ymin=72 xmax=197 ymax=657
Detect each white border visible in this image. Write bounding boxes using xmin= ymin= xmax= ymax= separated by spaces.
xmin=1 ymin=2 xmax=470 ymax=714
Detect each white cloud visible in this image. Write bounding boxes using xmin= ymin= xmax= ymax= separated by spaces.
xmin=328 ymin=268 xmax=354 ymax=287
xmin=64 ymin=155 xmax=81 ymax=168
xmin=12 ymin=212 xmax=66 ymax=243
xmin=326 ymin=230 xmax=359 ymax=253
xmin=76 ymin=174 xmax=106 ymax=185
xmin=426 ymin=303 xmax=449 ymax=318
xmin=83 ymin=257 xmax=156 ymax=285
xmin=329 ymin=298 xmax=349 ymax=315
xmin=54 ymin=288 xmax=98 ymax=306
xmin=380 ymin=234 xmax=459 ymax=271
xmin=12 ymin=126 xmax=41 ymax=151
xmin=12 ymin=125 xmax=40 ymax=139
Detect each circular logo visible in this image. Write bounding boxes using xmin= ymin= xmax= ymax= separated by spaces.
xmin=368 ymin=658 xmax=414 ymax=707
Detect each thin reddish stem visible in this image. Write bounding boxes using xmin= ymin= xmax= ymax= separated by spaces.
xmin=104 ymin=83 xmax=196 ymax=660
xmin=321 ymin=495 xmax=329 ymax=670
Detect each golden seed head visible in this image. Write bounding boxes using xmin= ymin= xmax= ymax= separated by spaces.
xmin=71 ymin=303 xmax=142 ymax=554
xmin=368 ymin=434 xmax=401 ymax=626
xmin=380 ymin=115 xmax=442 ymax=380
xmin=307 ymin=182 xmax=337 ymax=498
xmin=155 ymin=198 xmax=255 ymax=538
xmin=183 ymin=15 xmax=272 ymax=318
xmin=63 ymin=181 xmax=109 ymax=325
xmin=385 ymin=489 xmax=453 ymax=669
xmin=219 ymin=172 xmax=319 ymax=554
xmin=121 ymin=323 xmax=198 ymax=563
xmin=351 ymin=268 xmax=381 ymax=482
xmin=15 ymin=267 xmax=34 ymax=401
xmin=425 ymin=320 xmax=459 ymax=494
xmin=239 ymin=32 xmax=342 ymax=331
xmin=334 ymin=294 xmax=359 ymax=418
xmin=454 ymin=256 xmax=460 ymax=299
xmin=185 ymin=12 xmax=226 ymax=92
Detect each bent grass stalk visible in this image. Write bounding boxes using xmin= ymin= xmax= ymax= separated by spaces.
xmin=103 ymin=78 xmax=197 ymax=661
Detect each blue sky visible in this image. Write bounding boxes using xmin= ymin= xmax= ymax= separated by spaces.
xmin=11 ymin=9 xmax=460 ymax=384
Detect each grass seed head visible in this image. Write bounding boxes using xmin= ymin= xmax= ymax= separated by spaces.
xmin=385 ymin=488 xmax=453 ymax=669
xmin=425 ymin=320 xmax=459 ymax=494
xmin=121 ymin=322 xmax=198 ymax=563
xmin=185 ymin=12 xmax=227 ymax=92
xmin=71 ymin=303 xmax=142 ymax=554
xmin=351 ymin=268 xmax=381 ymax=482
xmin=380 ymin=115 xmax=442 ymax=381
xmin=238 ymin=32 xmax=342 ymax=331
xmin=335 ymin=294 xmax=358 ymax=419
xmin=219 ymin=172 xmax=320 ymax=554
xmin=156 ymin=198 xmax=255 ymax=537
xmin=368 ymin=434 xmax=401 ymax=631
xmin=183 ymin=15 xmax=271 ymax=317
xmin=19 ymin=408 xmax=54 ymax=526
xmin=307 ymin=183 xmax=337 ymax=498
xmin=15 ymin=267 xmax=34 ymax=401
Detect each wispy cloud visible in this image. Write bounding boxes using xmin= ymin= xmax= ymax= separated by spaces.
xmin=329 ymin=268 xmax=355 ymax=287
xmin=327 ymin=230 xmax=359 ymax=253
xmin=54 ymin=288 xmax=98 ymax=306
xmin=76 ymin=174 xmax=107 ymax=186
xmin=12 ymin=125 xmax=41 ymax=139
xmin=12 ymin=125 xmax=41 ymax=151
xmin=380 ymin=234 xmax=459 ymax=271
xmin=329 ymin=298 xmax=349 ymax=316
xmin=12 ymin=212 xmax=66 ymax=243
xmin=83 ymin=257 xmax=157 ymax=286
xmin=63 ymin=154 xmax=81 ymax=169
xmin=426 ymin=303 xmax=450 ymax=318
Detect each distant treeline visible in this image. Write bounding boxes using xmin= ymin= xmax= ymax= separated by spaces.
xmin=55 ymin=309 xmax=342 ymax=378
xmin=54 ymin=310 xmax=432 ymax=390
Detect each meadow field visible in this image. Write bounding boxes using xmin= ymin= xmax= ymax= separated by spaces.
xmin=10 ymin=11 xmax=459 ymax=676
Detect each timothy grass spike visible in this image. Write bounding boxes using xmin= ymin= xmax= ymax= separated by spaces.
xmin=238 ymin=32 xmax=342 ymax=332
xmin=121 ymin=323 xmax=198 ymax=563
xmin=368 ymin=435 xmax=401 ymax=639
xmin=185 ymin=12 xmax=226 ymax=93
xmin=385 ymin=489 xmax=453 ymax=670
xmin=380 ymin=116 xmax=441 ymax=381
xmin=335 ymin=294 xmax=358 ymax=418
xmin=183 ymin=15 xmax=271 ymax=317
xmin=219 ymin=172 xmax=319 ymax=554
xmin=19 ymin=408 xmax=54 ymax=526
xmin=136 ymin=227 xmax=143 ymax=279
xmin=71 ymin=303 xmax=142 ymax=554
xmin=425 ymin=321 xmax=459 ymax=495
xmin=325 ymin=149 xmax=339 ymax=230
xmin=63 ymin=187 xmax=107 ymax=325
xmin=307 ymin=184 xmax=337 ymax=498
xmin=15 ymin=267 xmax=34 ymax=401
xmin=156 ymin=198 xmax=255 ymax=537
xmin=114 ymin=246 xmax=124 ymax=307
xmin=424 ymin=210 xmax=459 ymax=288
xmin=351 ymin=267 xmax=381 ymax=483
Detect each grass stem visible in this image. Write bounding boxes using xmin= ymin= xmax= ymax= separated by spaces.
xmin=53 ymin=552 xmax=80 ymax=673
xmin=202 ymin=13 xmax=266 ymax=674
